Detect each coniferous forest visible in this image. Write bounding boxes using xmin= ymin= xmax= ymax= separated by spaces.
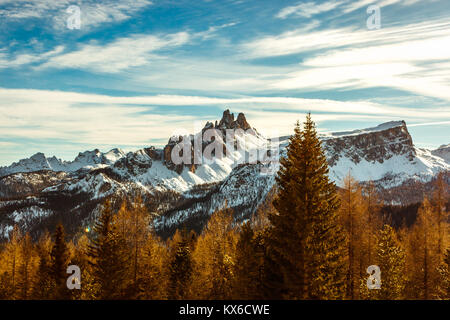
xmin=0 ymin=115 xmax=448 ymax=300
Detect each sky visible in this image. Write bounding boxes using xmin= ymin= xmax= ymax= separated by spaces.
xmin=0 ymin=0 xmax=449 ymax=166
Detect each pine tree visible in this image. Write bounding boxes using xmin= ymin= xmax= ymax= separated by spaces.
xmin=50 ymin=224 xmax=70 ymax=299
xmin=270 ymin=113 xmax=348 ymax=299
xmin=88 ymin=199 xmax=129 ymax=300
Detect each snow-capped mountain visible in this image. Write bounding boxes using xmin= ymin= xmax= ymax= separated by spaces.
xmin=0 ymin=148 xmax=126 ymax=177
xmin=0 ymin=110 xmax=448 ymax=240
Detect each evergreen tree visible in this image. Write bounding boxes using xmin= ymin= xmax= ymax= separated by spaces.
xmin=50 ymin=224 xmax=70 ymax=299
xmin=270 ymin=114 xmax=348 ymax=299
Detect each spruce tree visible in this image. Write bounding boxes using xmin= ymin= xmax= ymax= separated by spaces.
xmin=50 ymin=224 xmax=70 ymax=299
xmin=270 ymin=113 xmax=348 ymax=299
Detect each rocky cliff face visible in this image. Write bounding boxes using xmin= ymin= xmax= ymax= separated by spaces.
xmin=162 ymin=109 xmax=257 ymax=174
xmin=322 ymin=121 xmax=415 ymax=167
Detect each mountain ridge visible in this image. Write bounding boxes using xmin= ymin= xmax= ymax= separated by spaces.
xmin=0 ymin=110 xmax=448 ymax=240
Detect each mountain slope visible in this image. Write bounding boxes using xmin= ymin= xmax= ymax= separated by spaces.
xmin=0 ymin=110 xmax=448 ymax=240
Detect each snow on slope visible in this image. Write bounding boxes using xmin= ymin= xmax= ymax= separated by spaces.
xmin=1 ymin=113 xmax=448 ymax=198
xmin=0 ymin=148 xmax=126 ymax=177
xmin=432 ymin=144 xmax=450 ymax=163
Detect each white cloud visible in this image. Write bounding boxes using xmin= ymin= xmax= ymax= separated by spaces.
xmin=276 ymin=1 xmax=345 ymax=19
xmin=38 ymin=32 xmax=190 ymax=73
xmin=342 ymin=0 xmax=421 ymax=13
xmin=242 ymin=19 xmax=450 ymax=101
xmin=0 ymin=0 xmax=153 ymax=31
xmin=0 ymin=45 xmax=64 ymax=69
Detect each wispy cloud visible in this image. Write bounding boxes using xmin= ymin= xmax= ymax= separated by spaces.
xmin=242 ymin=19 xmax=450 ymax=101
xmin=0 ymin=0 xmax=153 ymax=31
xmin=0 ymin=45 xmax=64 ymax=69
xmin=276 ymin=1 xmax=345 ymax=19
xmin=38 ymin=32 xmax=190 ymax=73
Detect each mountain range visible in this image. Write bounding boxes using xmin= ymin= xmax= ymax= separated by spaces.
xmin=0 ymin=110 xmax=448 ymax=240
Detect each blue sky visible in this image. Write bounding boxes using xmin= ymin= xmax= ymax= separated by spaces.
xmin=0 ymin=0 xmax=449 ymax=165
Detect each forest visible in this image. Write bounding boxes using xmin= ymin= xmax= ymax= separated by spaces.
xmin=0 ymin=114 xmax=448 ymax=300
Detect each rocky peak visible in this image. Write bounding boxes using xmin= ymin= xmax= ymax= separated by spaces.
xmin=322 ymin=120 xmax=416 ymax=167
xmin=213 ymin=109 xmax=252 ymax=131
xmin=234 ymin=112 xmax=251 ymax=130
xmin=218 ymin=109 xmax=235 ymax=128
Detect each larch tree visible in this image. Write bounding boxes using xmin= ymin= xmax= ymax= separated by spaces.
xmin=115 ymin=195 xmax=152 ymax=298
xmin=361 ymin=225 xmax=406 ymax=300
xmin=167 ymin=229 xmax=194 ymax=299
xmin=363 ymin=180 xmax=382 ymax=266
xmin=88 ymin=199 xmax=130 ymax=300
xmin=232 ymin=222 xmax=261 ymax=299
xmin=16 ymin=233 xmax=37 ymax=299
xmin=436 ymin=248 xmax=450 ymax=299
xmin=433 ymin=172 xmax=448 ymax=264
xmin=339 ymin=172 xmax=367 ymax=300
xmin=191 ymin=208 xmax=237 ymax=299
xmin=32 ymin=231 xmax=53 ymax=299
xmin=0 ymin=225 xmax=22 ymax=299
xmin=406 ymin=198 xmax=440 ymax=299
